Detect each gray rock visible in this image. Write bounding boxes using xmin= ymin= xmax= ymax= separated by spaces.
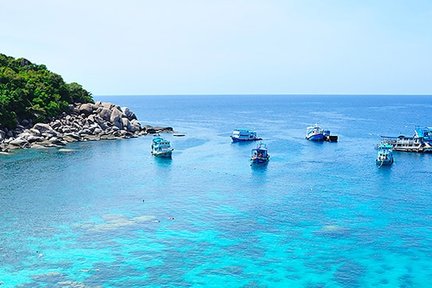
xmin=110 ymin=108 xmax=124 ymax=129
xmin=122 ymin=107 xmax=137 ymax=120
xmin=51 ymin=120 xmax=62 ymax=130
xmin=48 ymin=137 xmax=66 ymax=146
xmin=29 ymin=128 xmax=41 ymax=136
xmin=78 ymin=103 xmax=94 ymax=115
xmin=9 ymin=138 xmax=29 ymax=148
xmin=87 ymin=114 xmax=95 ymax=124
xmin=61 ymin=127 xmax=72 ymax=133
xmin=18 ymin=132 xmax=32 ymax=140
xmin=64 ymin=133 xmax=80 ymax=140
xmin=79 ymin=129 xmax=92 ymax=136
xmin=98 ymin=108 xmax=111 ymax=121
xmin=42 ymin=131 xmax=58 ymax=138
xmin=121 ymin=118 xmax=132 ymax=131
xmin=102 ymin=102 xmax=115 ymax=110
xmin=27 ymin=135 xmax=44 ymax=143
xmin=33 ymin=123 xmax=55 ymax=133
xmin=130 ymin=119 xmax=141 ymax=132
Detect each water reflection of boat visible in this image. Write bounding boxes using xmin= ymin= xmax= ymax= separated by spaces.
xmin=251 ymin=143 xmax=270 ymax=165
xmin=151 ymin=137 xmax=174 ymax=158
xmin=376 ymin=143 xmax=394 ymax=167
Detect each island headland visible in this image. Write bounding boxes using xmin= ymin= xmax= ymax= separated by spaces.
xmin=0 ymin=54 xmax=171 ymax=153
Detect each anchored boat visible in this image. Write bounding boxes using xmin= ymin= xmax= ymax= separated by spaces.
xmin=151 ymin=136 xmax=174 ymax=158
xmin=306 ymin=124 xmax=325 ymax=141
xmin=250 ymin=143 xmax=270 ymax=165
xmin=381 ymin=127 xmax=432 ymax=153
xmin=376 ymin=143 xmax=394 ymax=167
xmin=231 ymin=129 xmax=262 ymax=142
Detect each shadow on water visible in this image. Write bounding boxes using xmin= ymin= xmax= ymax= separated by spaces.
xmin=250 ymin=162 xmax=268 ymax=172
xmin=307 ymin=140 xmax=325 ymax=146
xmin=153 ymin=156 xmax=173 ymax=168
xmin=376 ymin=162 xmax=393 ymax=178
xmin=230 ymin=141 xmax=258 ymax=146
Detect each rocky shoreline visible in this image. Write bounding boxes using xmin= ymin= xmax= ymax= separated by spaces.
xmin=0 ymin=102 xmax=172 ymax=153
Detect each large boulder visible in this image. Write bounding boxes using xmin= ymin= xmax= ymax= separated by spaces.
xmin=78 ymin=103 xmax=94 ymax=115
xmin=121 ymin=118 xmax=132 ymax=132
xmin=110 ymin=108 xmax=124 ymax=129
xmin=9 ymin=138 xmax=29 ymax=148
xmin=130 ymin=119 xmax=141 ymax=133
xmin=98 ymin=108 xmax=111 ymax=121
xmin=122 ymin=107 xmax=137 ymax=120
xmin=27 ymin=135 xmax=44 ymax=143
xmin=33 ymin=123 xmax=55 ymax=134
xmin=29 ymin=128 xmax=41 ymax=136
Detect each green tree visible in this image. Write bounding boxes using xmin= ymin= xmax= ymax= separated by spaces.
xmin=0 ymin=53 xmax=93 ymax=128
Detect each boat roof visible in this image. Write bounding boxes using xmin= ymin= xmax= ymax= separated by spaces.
xmin=415 ymin=126 xmax=432 ymax=138
xmin=233 ymin=129 xmax=255 ymax=133
xmin=152 ymin=137 xmax=169 ymax=143
xmin=378 ymin=143 xmax=393 ymax=149
xmin=252 ymin=143 xmax=267 ymax=150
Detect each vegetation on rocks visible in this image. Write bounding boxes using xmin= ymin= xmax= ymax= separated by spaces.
xmin=0 ymin=53 xmax=93 ymax=128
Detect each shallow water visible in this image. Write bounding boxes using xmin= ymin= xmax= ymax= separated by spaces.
xmin=1 ymin=95 xmax=432 ymax=287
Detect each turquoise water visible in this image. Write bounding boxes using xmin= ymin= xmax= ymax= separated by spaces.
xmin=1 ymin=95 xmax=432 ymax=287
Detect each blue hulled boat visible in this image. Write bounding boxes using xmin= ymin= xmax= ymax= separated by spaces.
xmin=250 ymin=143 xmax=270 ymax=165
xmin=306 ymin=124 xmax=325 ymax=141
xmin=151 ymin=137 xmax=174 ymax=158
xmin=376 ymin=143 xmax=394 ymax=167
xmin=231 ymin=129 xmax=262 ymax=142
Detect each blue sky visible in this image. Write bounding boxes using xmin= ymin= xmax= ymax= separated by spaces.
xmin=1 ymin=1 xmax=431 ymax=95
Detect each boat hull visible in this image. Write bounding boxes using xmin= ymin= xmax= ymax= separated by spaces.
xmin=231 ymin=136 xmax=262 ymax=142
xmin=152 ymin=151 xmax=173 ymax=158
xmin=251 ymin=156 xmax=270 ymax=165
xmin=376 ymin=158 xmax=393 ymax=166
xmin=306 ymin=134 xmax=325 ymax=141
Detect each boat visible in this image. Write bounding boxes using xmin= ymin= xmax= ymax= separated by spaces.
xmin=151 ymin=136 xmax=174 ymax=158
xmin=306 ymin=124 xmax=325 ymax=141
xmin=376 ymin=143 xmax=394 ymax=166
xmin=250 ymin=143 xmax=270 ymax=165
xmin=231 ymin=129 xmax=262 ymax=142
xmin=381 ymin=126 xmax=432 ymax=153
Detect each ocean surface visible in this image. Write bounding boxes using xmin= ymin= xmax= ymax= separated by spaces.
xmin=1 ymin=95 xmax=432 ymax=287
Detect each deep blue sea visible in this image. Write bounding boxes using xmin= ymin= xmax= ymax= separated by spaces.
xmin=1 ymin=95 xmax=432 ymax=287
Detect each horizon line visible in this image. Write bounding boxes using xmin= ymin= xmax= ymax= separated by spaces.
xmin=94 ymin=93 xmax=432 ymax=97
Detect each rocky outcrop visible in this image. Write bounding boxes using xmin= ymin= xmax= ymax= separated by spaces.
xmin=0 ymin=102 xmax=172 ymax=152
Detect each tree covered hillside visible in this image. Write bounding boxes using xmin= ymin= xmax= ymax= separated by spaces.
xmin=0 ymin=53 xmax=93 ymax=128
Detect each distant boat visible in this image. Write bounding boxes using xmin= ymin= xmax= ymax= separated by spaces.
xmin=151 ymin=137 xmax=173 ymax=158
xmin=306 ymin=124 xmax=325 ymax=141
xmin=376 ymin=143 xmax=394 ymax=166
xmin=381 ymin=126 xmax=432 ymax=153
xmin=251 ymin=143 xmax=270 ymax=165
xmin=231 ymin=129 xmax=262 ymax=142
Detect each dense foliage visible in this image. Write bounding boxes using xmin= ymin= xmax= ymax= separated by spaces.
xmin=0 ymin=53 xmax=93 ymax=128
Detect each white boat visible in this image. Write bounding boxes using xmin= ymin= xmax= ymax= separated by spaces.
xmin=231 ymin=129 xmax=262 ymax=142
xmin=376 ymin=143 xmax=394 ymax=167
xmin=151 ymin=137 xmax=173 ymax=158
